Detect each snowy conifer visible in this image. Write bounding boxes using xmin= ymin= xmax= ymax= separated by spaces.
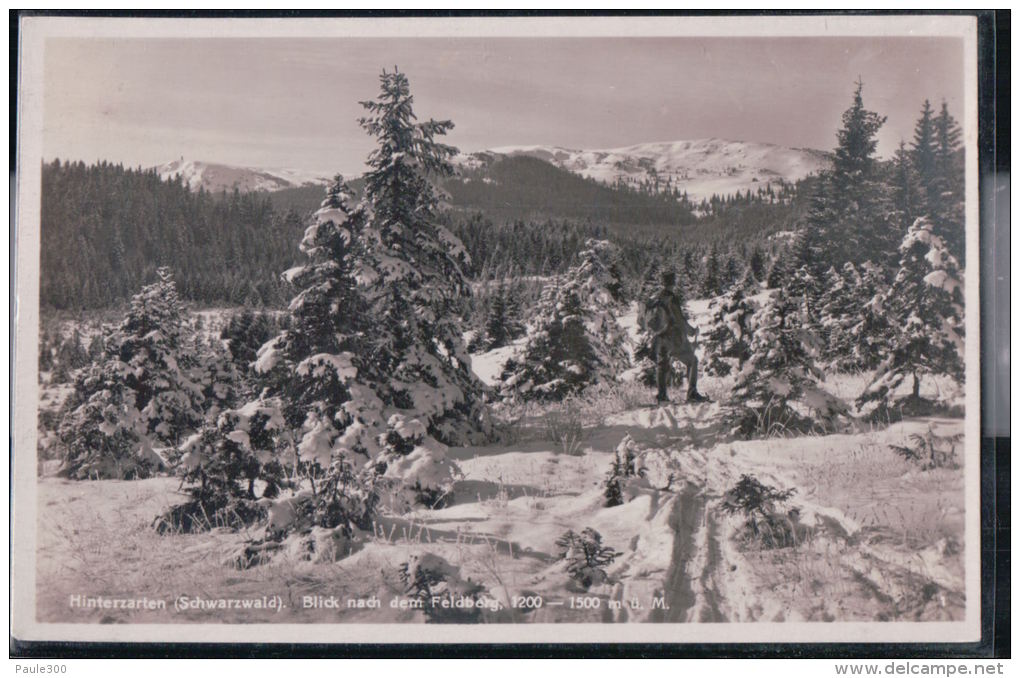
xmin=841 ymin=263 xmax=892 ymax=372
xmin=859 ymin=218 xmax=963 ymax=411
xmin=221 ymin=309 xmax=274 ymax=374
xmin=819 ymin=261 xmax=889 ymax=371
xmin=701 ymin=246 xmax=722 ymax=297
xmin=166 ymin=70 xmax=488 ymax=535
xmin=56 ymin=329 xmax=90 ymax=373
xmin=501 ymin=239 xmax=628 ymax=400
xmin=892 ymin=140 xmax=922 ymax=230
xmin=474 ymin=283 xmax=524 ymax=352
xmin=722 ymin=255 xmax=742 ymax=293
xmin=603 ymin=437 xmax=638 ymax=508
xmin=748 ymin=245 xmax=767 ymax=282
xmin=355 ymin=68 xmax=489 ymax=445
xmin=58 ymin=268 xmax=202 ymax=479
xmin=932 ymin=102 xmax=965 ymax=261
xmin=908 ymin=99 xmax=965 ymax=266
xmin=817 ymin=263 xmax=859 ymax=364
xmin=703 ymin=274 xmax=756 ymax=376
xmin=807 ymin=80 xmax=897 ymax=269
xmin=732 ymin=283 xmax=847 ymax=437
xmin=166 ymin=398 xmax=289 ymax=532
xmin=911 ymin=100 xmax=938 ymax=212
xmin=169 ymin=178 xmax=376 ymax=529
xmin=194 ymin=335 xmax=240 ymax=419
xmin=679 ymin=249 xmax=700 ymax=298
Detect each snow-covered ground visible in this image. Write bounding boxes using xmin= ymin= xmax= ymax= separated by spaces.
xmin=35 ymin=299 xmax=967 ymax=624
xmin=35 ymin=405 xmax=964 ymax=624
xmin=36 ymin=382 xmax=965 ymax=624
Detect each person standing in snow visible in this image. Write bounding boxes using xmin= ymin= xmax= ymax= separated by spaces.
xmin=645 ymin=270 xmax=708 ymax=404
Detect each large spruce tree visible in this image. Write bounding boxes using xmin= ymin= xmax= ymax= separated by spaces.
xmin=910 ymin=99 xmax=965 ymax=261
xmin=166 ymin=69 xmax=488 ymax=537
xmin=806 ymin=80 xmax=895 ymax=269
xmin=911 ymin=99 xmax=939 ymax=212
xmin=892 ymin=140 xmax=923 ymax=230
xmin=932 ymin=101 xmax=965 ymax=261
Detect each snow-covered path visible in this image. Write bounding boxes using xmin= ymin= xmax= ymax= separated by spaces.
xmin=613 ymin=403 xmax=966 ymax=624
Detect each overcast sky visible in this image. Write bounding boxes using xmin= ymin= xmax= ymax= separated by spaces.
xmin=42 ymin=36 xmax=965 ymax=176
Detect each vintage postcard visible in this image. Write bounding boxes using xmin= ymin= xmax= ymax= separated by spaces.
xmin=13 ymin=14 xmax=981 ymax=645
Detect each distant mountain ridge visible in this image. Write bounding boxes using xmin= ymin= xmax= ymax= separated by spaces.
xmin=156 ymin=137 xmax=828 ymax=201
xmin=456 ymin=138 xmax=830 ymax=203
xmin=154 ymin=159 xmax=330 ymax=193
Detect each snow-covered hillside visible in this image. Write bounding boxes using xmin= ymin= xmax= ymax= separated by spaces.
xmin=154 ymin=159 xmax=329 ymax=193
xmin=155 ymin=138 xmax=827 ymax=201
xmin=457 ymin=138 xmax=830 ymax=202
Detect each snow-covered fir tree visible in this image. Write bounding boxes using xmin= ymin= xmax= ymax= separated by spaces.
xmin=765 ymin=244 xmax=792 ymax=290
xmin=817 ymin=262 xmax=861 ymax=364
xmin=193 ymin=334 xmax=240 ymax=420
xmin=57 ymin=267 xmax=203 ymax=479
xmin=679 ymin=249 xmax=700 ymax=299
xmin=703 ymin=273 xmax=757 ymax=376
xmin=907 ymin=99 xmax=965 ymax=264
xmin=722 ymin=254 xmax=743 ymax=293
xmin=355 ymin=68 xmax=489 ymax=446
xmin=86 ymin=333 xmax=105 ymax=361
xmin=221 ymin=309 xmax=275 ymax=374
xmin=806 ymin=80 xmax=897 ymax=270
xmin=748 ymin=245 xmax=767 ymax=282
xmin=911 ymin=99 xmax=938 ymax=210
xmin=604 ymin=436 xmax=638 ymax=507
xmin=45 ymin=328 xmax=91 ymax=384
xmin=57 ymin=329 xmax=90 ymax=373
xmin=760 ymin=230 xmax=827 ymax=354
xmin=126 ymin=269 xmax=206 ymax=447
xmin=932 ymin=101 xmax=965 ymax=261
xmin=859 ymin=218 xmax=964 ymax=412
xmin=909 ymin=99 xmax=965 ymax=262
xmin=500 ymin=239 xmax=628 ymax=400
xmin=166 ymin=70 xmax=488 ymax=535
xmin=786 ymin=228 xmax=827 ymax=319
xmin=840 ymin=262 xmax=892 ymax=372
xmin=732 ymin=282 xmax=847 ymax=437
xmin=167 ymin=397 xmax=290 ymax=532
xmin=892 ymin=140 xmax=922 ymax=230
xmin=471 ymin=282 xmax=524 ymax=352
xmin=701 ymin=246 xmax=722 ymax=297
xmin=818 ymin=261 xmax=890 ymax=372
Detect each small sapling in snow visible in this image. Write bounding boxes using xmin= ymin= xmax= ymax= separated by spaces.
xmin=721 ymin=474 xmax=801 ymax=549
xmin=890 ymin=427 xmax=962 ymax=470
xmin=398 ymin=552 xmax=491 ymax=623
xmin=555 ymin=528 xmax=622 ymax=588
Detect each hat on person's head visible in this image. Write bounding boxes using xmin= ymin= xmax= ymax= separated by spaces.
xmin=660 ymin=269 xmax=676 ymax=287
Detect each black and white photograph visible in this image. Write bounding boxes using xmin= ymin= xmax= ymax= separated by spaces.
xmin=12 ymin=14 xmax=982 ymax=646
